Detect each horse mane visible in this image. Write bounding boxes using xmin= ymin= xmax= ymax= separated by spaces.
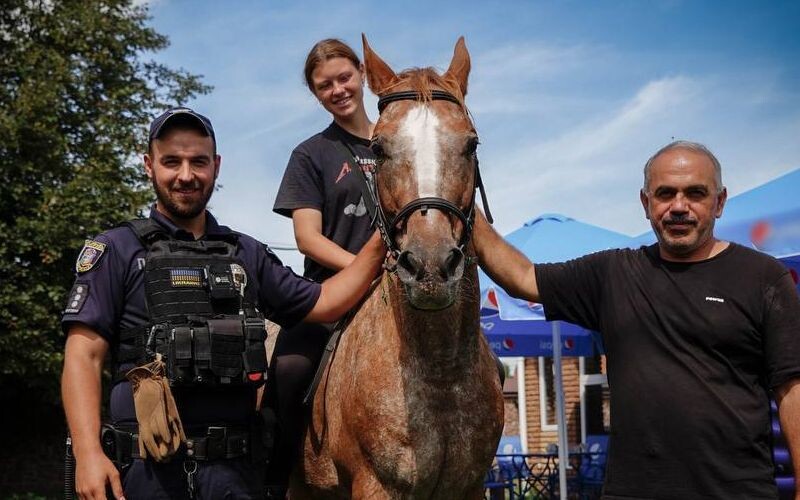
xmin=382 ymin=67 xmax=472 ymax=118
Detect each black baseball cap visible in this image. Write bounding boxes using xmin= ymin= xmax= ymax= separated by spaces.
xmin=148 ymin=106 xmax=216 ymax=147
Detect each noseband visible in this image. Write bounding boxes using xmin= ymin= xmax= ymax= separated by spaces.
xmin=372 ymin=90 xmax=494 ymax=264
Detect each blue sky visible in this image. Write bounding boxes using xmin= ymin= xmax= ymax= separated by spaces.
xmin=144 ymin=0 xmax=800 ymax=270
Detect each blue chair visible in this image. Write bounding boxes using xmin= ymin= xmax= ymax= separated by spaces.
xmin=497 ymin=436 xmax=528 ymax=478
xmin=498 ymin=435 xmax=523 ymax=453
xmin=771 ymin=398 xmax=796 ymax=499
xmin=484 ymin=465 xmax=513 ymax=500
xmin=577 ymin=434 xmax=608 ymax=499
xmin=485 ymin=436 xmax=526 ymax=499
xmin=776 ymin=477 xmax=796 ymax=500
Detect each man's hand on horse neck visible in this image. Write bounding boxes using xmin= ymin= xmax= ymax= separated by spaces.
xmin=305 ymin=231 xmax=386 ymax=323
xmin=473 ymin=210 xmax=540 ymax=303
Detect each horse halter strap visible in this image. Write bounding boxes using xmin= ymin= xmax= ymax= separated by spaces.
xmin=373 ymin=89 xmax=494 ymax=261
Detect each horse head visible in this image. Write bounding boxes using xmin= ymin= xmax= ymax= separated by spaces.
xmin=363 ymin=35 xmax=487 ymax=311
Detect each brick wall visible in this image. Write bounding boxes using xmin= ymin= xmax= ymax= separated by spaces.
xmin=503 ymin=396 xmax=520 ymax=436
xmin=524 ymin=357 xmax=583 ymax=452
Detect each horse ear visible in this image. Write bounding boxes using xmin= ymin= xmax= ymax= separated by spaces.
xmin=362 ymin=33 xmax=398 ymax=95
xmin=444 ymin=36 xmax=471 ymax=97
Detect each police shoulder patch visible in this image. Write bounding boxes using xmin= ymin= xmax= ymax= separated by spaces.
xmin=76 ymin=239 xmax=106 ymax=273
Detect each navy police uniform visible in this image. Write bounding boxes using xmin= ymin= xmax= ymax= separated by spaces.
xmin=62 ymin=207 xmax=320 ymax=499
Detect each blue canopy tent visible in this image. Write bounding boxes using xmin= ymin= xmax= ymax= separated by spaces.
xmin=481 ymin=287 xmax=599 ymax=357
xmin=714 ymin=168 xmax=800 ymax=287
xmin=481 ymin=309 xmax=597 ymax=358
xmin=480 ymin=214 xmax=634 ymax=496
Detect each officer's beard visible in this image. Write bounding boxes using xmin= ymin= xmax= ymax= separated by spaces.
xmin=152 ymin=177 xmax=215 ymax=221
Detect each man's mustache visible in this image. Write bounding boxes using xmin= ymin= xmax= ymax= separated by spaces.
xmin=171 ymin=180 xmax=202 ymax=190
xmin=664 ymin=217 xmax=697 ymax=226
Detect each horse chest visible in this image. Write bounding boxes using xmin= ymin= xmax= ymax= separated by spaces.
xmin=356 ymin=377 xmax=498 ymax=489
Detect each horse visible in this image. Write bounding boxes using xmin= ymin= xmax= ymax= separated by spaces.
xmin=291 ymin=35 xmax=504 ymax=499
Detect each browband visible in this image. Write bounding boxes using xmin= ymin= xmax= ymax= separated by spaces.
xmin=377 ymin=90 xmax=462 ymax=114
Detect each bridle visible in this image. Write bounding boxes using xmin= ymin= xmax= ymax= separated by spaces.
xmin=370 ymin=89 xmax=494 ymax=265
xmin=302 ymin=90 xmax=491 ymax=404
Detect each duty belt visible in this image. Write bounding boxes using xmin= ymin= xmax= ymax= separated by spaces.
xmin=102 ymin=424 xmax=251 ymax=464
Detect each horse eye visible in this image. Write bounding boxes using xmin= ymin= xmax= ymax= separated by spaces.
xmin=370 ymin=140 xmax=390 ymax=168
xmin=370 ymin=141 xmax=385 ymax=158
xmin=464 ymin=137 xmax=479 ymax=157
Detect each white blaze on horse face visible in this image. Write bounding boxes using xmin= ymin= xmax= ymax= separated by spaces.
xmin=398 ymin=104 xmax=441 ymax=198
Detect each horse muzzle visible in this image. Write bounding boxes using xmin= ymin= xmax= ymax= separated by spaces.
xmin=395 ymin=245 xmax=465 ymax=310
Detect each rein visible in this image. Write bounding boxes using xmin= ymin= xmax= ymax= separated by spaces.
xmin=372 ymin=89 xmax=494 ymax=265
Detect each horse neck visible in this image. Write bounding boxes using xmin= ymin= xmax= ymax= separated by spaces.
xmin=385 ymin=262 xmax=483 ymax=379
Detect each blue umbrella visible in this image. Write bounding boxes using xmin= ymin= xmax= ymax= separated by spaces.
xmin=717 ymin=168 xmax=800 ymax=226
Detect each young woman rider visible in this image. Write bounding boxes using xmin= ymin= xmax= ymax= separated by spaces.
xmin=267 ymin=38 xmax=377 ymax=495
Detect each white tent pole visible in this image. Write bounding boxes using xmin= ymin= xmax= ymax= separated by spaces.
xmin=517 ymin=357 xmax=529 ymax=453
xmin=553 ymin=321 xmax=568 ymax=497
xmin=579 ymin=356 xmax=587 ymax=444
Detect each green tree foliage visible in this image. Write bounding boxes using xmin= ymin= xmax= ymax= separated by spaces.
xmin=0 ymin=0 xmax=211 ymax=401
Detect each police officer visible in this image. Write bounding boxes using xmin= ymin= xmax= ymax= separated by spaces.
xmin=60 ymin=107 xmax=385 ymax=500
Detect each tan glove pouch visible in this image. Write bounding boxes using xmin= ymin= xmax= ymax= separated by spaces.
xmin=126 ymin=354 xmax=187 ymax=462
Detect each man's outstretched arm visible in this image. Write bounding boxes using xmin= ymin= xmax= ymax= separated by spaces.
xmin=304 ymin=231 xmax=386 ymax=323
xmin=473 ymin=210 xmax=541 ymax=303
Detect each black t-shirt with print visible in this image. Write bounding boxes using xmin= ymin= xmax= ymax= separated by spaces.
xmin=536 ymin=243 xmax=800 ymax=500
xmin=273 ymin=122 xmax=376 ymax=282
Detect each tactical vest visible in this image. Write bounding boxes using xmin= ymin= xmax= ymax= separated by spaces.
xmin=114 ymin=219 xmax=268 ymax=387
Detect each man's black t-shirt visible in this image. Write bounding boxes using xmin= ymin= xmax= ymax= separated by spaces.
xmin=536 ymin=243 xmax=800 ymax=499
xmin=273 ymin=122 xmax=376 ymax=282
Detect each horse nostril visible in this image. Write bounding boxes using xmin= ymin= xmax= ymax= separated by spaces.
xmin=440 ymin=248 xmax=464 ymax=280
xmin=398 ymin=250 xmax=425 ymax=281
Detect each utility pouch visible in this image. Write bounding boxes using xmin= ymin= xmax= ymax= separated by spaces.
xmin=160 ymin=318 xmax=266 ymax=387
xmin=209 ymin=318 xmax=245 ymax=383
xmin=168 ymin=326 xmax=194 ymax=385
xmin=192 ymin=326 xmax=212 ymax=383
